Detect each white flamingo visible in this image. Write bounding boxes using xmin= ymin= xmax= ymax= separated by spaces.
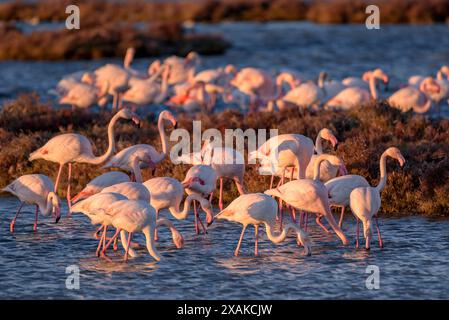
xmin=265 ymin=154 xmax=349 ymax=245
xmin=143 ymin=177 xmax=214 ymax=239
xmin=94 ymin=64 xmax=131 ymax=111
xmin=215 ymin=193 xmax=311 ymax=256
xmin=71 ymin=171 xmax=131 ymax=203
xmin=101 ymin=182 xmax=151 ymax=202
xmin=59 ymin=80 xmax=109 ymax=110
xmin=100 ymin=200 xmax=184 ymax=262
xmin=182 ymin=164 xmax=217 ymax=234
xmin=388 ymin=77 xmax=440 ymax=113
xmin=2 ymin=174 xmax=61 ymax=233
xmin=349 ymin=147 xmax=405 ymax=249
xmin=29 ymin=109 xmax=140 ymax=213
xmin=103 ymin=110 xmax=177 ymax=177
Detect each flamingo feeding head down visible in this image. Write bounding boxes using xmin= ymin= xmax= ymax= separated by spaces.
xmin=215 ymin=193 xmax=312 ymax=256
xmin=2 ymin=174 xmax=61 ymax=232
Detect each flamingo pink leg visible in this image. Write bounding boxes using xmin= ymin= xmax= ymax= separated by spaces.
xmin=102 ymin=228 xmax=121 ymax=256
xmin=234 ymin=225 xmax=247 ymax=257
xmin=375 ymin=215 xmax=384 ymax=248
xmin=254 ymin=225 xmax=259 ymax=256
xmin=316 ymin=215 xmax=330 ymax=233
xmin=219 ymin=178 xmax=224 ymax=211
xmin=96 ymin=225 xmax=107 ymax=257
xmin=66 ymin=163 xmax=72 ymax=215
xmin=54 ymin=163 xmax=64 ymax=193
xmin=10 ymin=202 xmax=24 ymax=233
xmin=290 ymin=207 xmax=297 ymax=223
xmin=269 ymin=175 xmax=274 ymax=189
xmin=304 ymin=212 xmax=309 ymax=231
xmin=93 ymin=225 xmax=103 ymax=239
xmin=124 ymin=232 xmax=133 ymax=262
xmin=338 ymin=206 xmax=345 ymax=228
xmin=33 ymin=205 xmax=39 ymax=232
xmin=356 ymin=219 xmax=360 ymax=249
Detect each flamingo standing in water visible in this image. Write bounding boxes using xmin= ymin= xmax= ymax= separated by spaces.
xmin=143 ymin=177 xmax=214 ymax=239
xmin=349 ymin=147 xmax=405 ymax=250
xmin=388 ymin=77 xmax=440 ymax=113
xmin=29 ymin=109 xmax=140 ymax=213
xmin=2 ymin=174 xmax=61 ymax=233
xmin=264 ymin=154 xmax=349 ymax=245
xmin=99 ymin=200 xmax=184 ymax=262
xmin=182 ymin=165 xmax=217 ymax=234
xmin=215 ymin=193 xmax=311 ymax=256
xmin=101 ymin=182 xmax=151 ymax=202
xmin=103 ymin=110 xmax=177 ymax=177
xmin=71 ymin=171 xmax=131 ymax=203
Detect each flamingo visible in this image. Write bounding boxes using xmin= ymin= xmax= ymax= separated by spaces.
xmin=168 ymin=81 xmax=217 ymax=112
xmin=193 ymin=64 xmax=236 ymax=86
xmin=349 ymin=147 xmax=405 ymax=249
xmin=143 ymin=177 xmax=214 ymax=239
xmin=29 ymin=109 xmax=140 ymax=213
xmin=342 ymin=69 xmax=389 ymax=91
xmin=101 ymin=182 xmax=151 ymax=202
xmin=93 ymin=64 xmax=131 ymax=111
xmin=250 ymin=133 xmax=315 ymax=183
xmin=102 ymin=110 xmax=177 ymax=176
xmin=2 ymin=174 xmax=61 ymax=233
xmin=325 ymin=175 xmax=370 ymax=228
xmin=99 ymin=200 xmax=184 ymax=262
xmin=122 ymin=65 xmax=171 ymax=107
xmin=305 ymin=128 xmax=347 ymax=182
xmin=215 ymin=193 xmax=311 ymax=256
xmin=59 ymin=79 xmax=109 ymax=110
xmin=200 ymin=139 xmax=246 ymax=210
xmin=71 ymin=171 xmax=131 ymax=204
xmin=264 ymin=154 xmax=349 ymax=245
xmin=326 ymin=69 xmax=388 ymax=110
xmin=182 ymin=164 xmax=217 ymax=234
xmin=163 ymin=52 xmax=200 ymax=85
xmin=72 ymin=195 xmax=184 ymax=259
xmin=388 ymin=77 xmax=441 ymax=114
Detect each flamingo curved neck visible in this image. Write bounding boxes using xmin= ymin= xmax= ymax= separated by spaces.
xmin=43 ymin=193 xmax=55 ymax=215
xmin=264 ymin=221 xmax=298 ymax=244
xmin=312 ymin=154 xmax=330 ymax=180
xmin=315 ymin=131 xmax=324 ymax=155
xmin=414 ymin=94 xmax=432 ymax=113
xmin=154 ymin=67 xmax=170 ymax=104
xmin=158 ymin=114 xmax=169 ymax=158
xmin=142 ymin=225 xmax=161 ymax=261
xmin=85 ymin=112 xmax=122 ymax=165
xmin=376 ymin=153 xmax=389 ymax=192
xmin=168 ymin=194 xmax=201 ymax=220
xmin=131 ymin=158 xmax=143 ymax=183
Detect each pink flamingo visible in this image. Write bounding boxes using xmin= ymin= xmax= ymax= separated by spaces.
xmin=215 ymin=193 xmax=311 ymax=256
xmin=264 ymin=154 xmax=349 ymax=245
xmin=102 ymin=110 xmax=177 ymax=176
xmin=2 ymin=174 xmax=61 ymax=233
xmin=94 ymin=64 xmax=132 ymax=111
xmin=71 ymin=171 xmax=131 ymax=204
xmin=101 ymin=182 xmax=150 ymax=202
xmin=100 ymin=200 xmax=184 ymax=262
xmin=29 ymin=109 xmax=140 ymax=213
xmin=59 ymin=80 xmax=109 ymax=111
xmin=143 ymin=177 xmax=214 ymax=239
xmin=388 ymin=77 xmax=440 ymax=114
xmin=182 ymin=164 xmax=217 ymax=235
xmin=349 ymin=147 xmax=405 ymax=249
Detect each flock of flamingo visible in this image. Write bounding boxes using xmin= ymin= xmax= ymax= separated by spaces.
xmin=52 ymin=48 xmax=449 ymax=115
xmin=1 ymin=49 xmax=416 ymax=262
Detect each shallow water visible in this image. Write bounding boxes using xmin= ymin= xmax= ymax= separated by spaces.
xmin=1 ymin=197 xmax=448 ymax=299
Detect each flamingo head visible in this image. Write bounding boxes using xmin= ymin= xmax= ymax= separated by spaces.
xmin=440 ymin=65 xmax=449 ymax=79
xmin=171 ymin=229 xmax=185 ymax=249
xmin=81 ymin=72 xmax=95 ymax=85
xmin=197 ymin=197 xmax=214 ymax=226
xmin=182 ymin=177 xmax=205 ymax=189
xmin=141 ymin=153 xmax=157 ymax=174
xmin=160 ymin=110 xmax=177 ymax=129
xmin=48 ymin=192 xmax=61 ymax=223
xmin=224 ymin=64 xmax=237 ymax=75
xmin=420 ymin=77 xmax=440 ymax=94
xmin=320 ymin=128 xmax=338 ymax=149
xmin=117 ymin=109 xmax=141 ymax=127
xmin=385 ymin=147 xmax=405 ymax=167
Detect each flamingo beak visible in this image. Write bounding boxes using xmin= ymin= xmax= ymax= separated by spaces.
xmin=331 ymin=136 xmax=338 ymax=149
xmin=54 ymin=206 xmax=61 ymax=223
xmin=174 ymin=121 xmax=178 ymax=129
xmin=132 ymin=116 xmax=141 ymax=128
